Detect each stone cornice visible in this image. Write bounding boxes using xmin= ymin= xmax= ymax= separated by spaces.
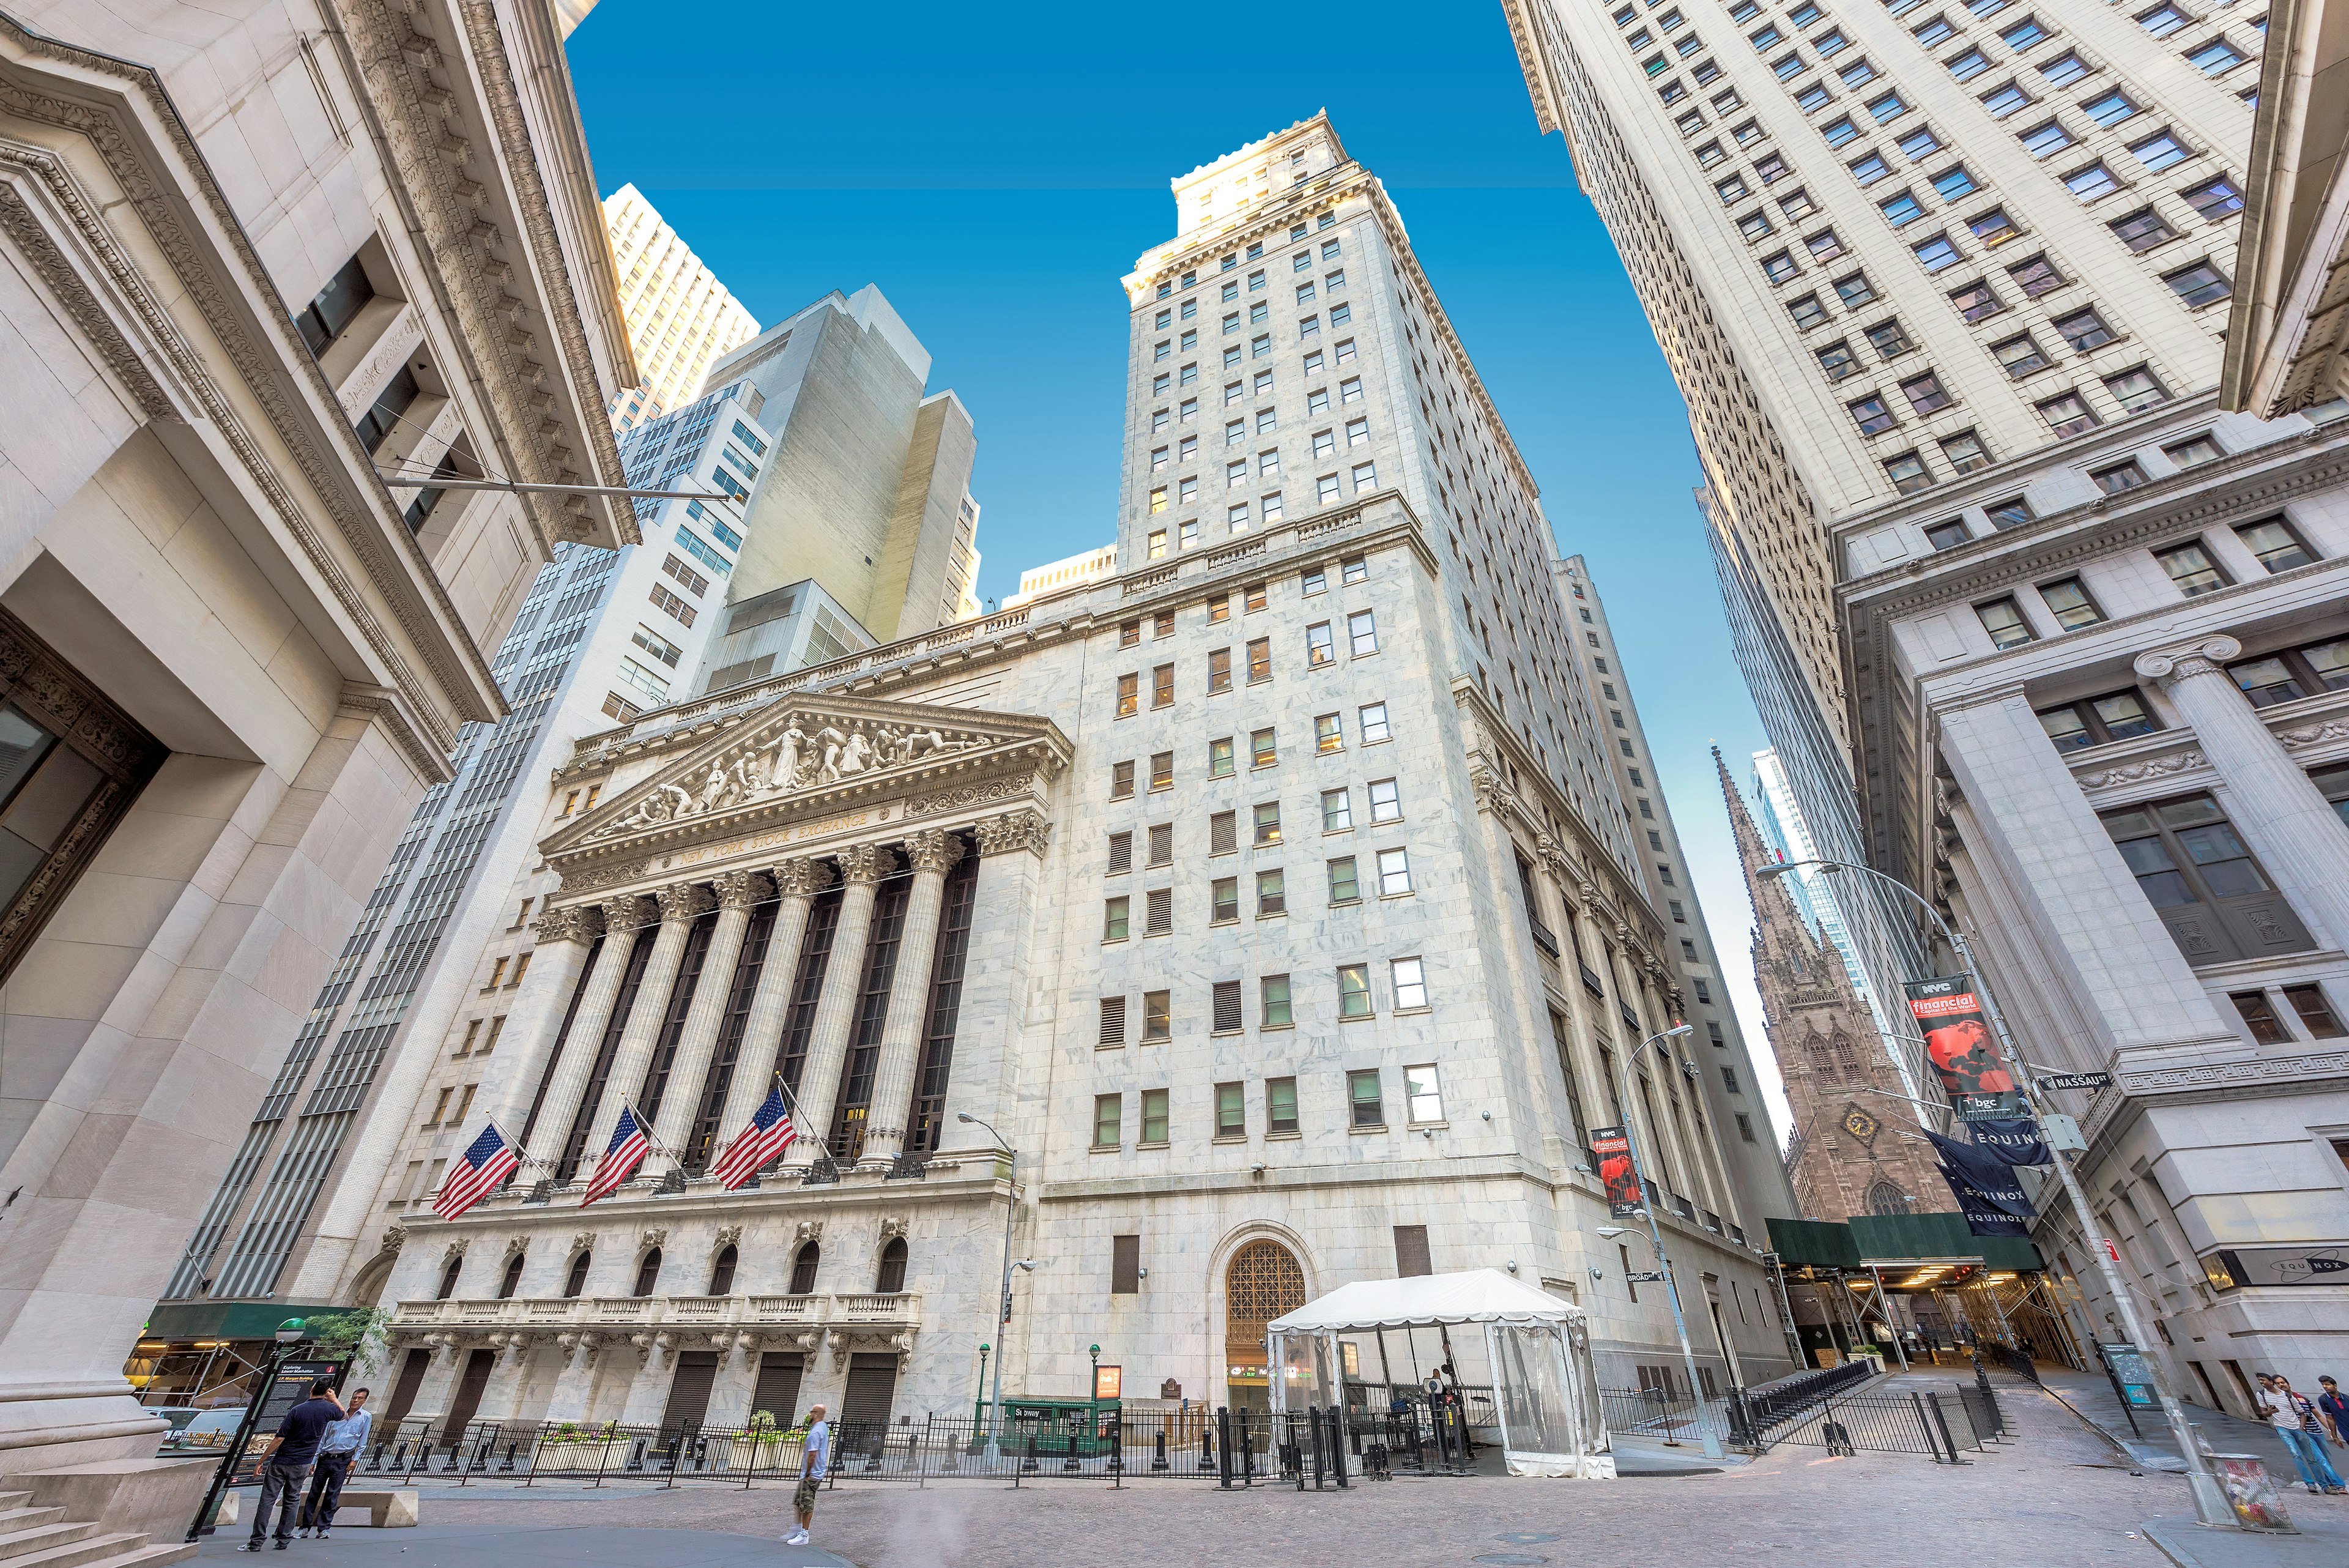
xmin=1496 ymin=0 xmax=1561 ymax=135
xmin=0 ymin=19 xmax=492 ymax=745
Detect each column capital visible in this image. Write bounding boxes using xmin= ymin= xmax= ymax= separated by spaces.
xmin=601 ymin=894 xmax=653 ymax=935
xmin=532 ymin=904 xmax=601 ymax=945
xmin=974 ymin=808 xmax=1052 ymax=858
xmin=903 ymin=827 xmax=967 ymax=877
xmin=770 ymin=856 xmax=837 ymax=901
xmin=2133 ymin=634 xmax=2243 ymax=689
xmin=656 ymin=881 xmax=716 ymax=923
xmin=837 ymin=842 xmax=896 ymax=886
xmin=713 ymin=869 xmax=771 ymax=910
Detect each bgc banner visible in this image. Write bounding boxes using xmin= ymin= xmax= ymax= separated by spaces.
xmin=1904 ymin=976 xmax=2023 ymax=1120
xmin=1590 ymin=1126 xmax=1644 ymax=1217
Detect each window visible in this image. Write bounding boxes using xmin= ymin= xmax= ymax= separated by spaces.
xmin=1208 ymin=737 xmax=1236 ymax=779
xmin=2164 ymin=261 xmax=2232 ymax=307
xmin=1914 ymin=13 xmax=1954 ymax=45
xmin=2008 ymin=253 xmax=2065 ymax=295
xmin=294 ymin=253 xmax=375 ymax=357
xmin=1932 ymin=165 xmax=1978 ymax=201
xmin=1377 ymin=847 xmax=1413 ymax=896
xmin=2092 ymin=459 xmax=2148 ymax=495
xmin=1116 ymin=672 xmax=1139 ymax=718
xmin=1348 ymin=611 xmax=1378 ymax=656
xmin=2039 ymin=576 xmax=2104 ymax=630
xmin=1898 ymin=125 xmax=1944 ymax=160
xmin=1913 ymin=234 xmax=1960 ymax=270
xmin=1924 ymin=517 xmax=1972 ymax=550
xmin=1789 ymin=294 xmax=1830 ymax=330
xmin=2190 ymin=38 xmax=2246 ymax=74
xmin=2112 ymin=206 xmax=2178 ymax=251
xmin=1950 ymin=280 xmax=2003 ymax=322
xmin=1817 ymin=340 xmax=1860 ymax=381
xmin=1781 ymin=187 xmax=1817 ymax=220
xmin=1247 ymin=727 xmax=1275 ymax=771
xmin=1976 ymin=596 xmax=2035 ymax=648
xmin=1850 ymin=153 xmax=1890 ymax=185
xmin=1315 ymin=712 xmax=1343 ymax=754
xmin=1141 ymin=990 xmax=1171 ymax=1041
xmin=2129 ymin=130 xmax=2190 ymax=173
xmin=1321 ymin=787 xmax=1353 ymax=833
xmin=1867 ymin=91 xmax=1909 ymax=123
xmin=2236 ymin=516 xmax=2317 ymax=573
xmin=2038 ymin=689 xmax=2160 ymax=750
xmin=1901 ymin=371 xmax=1952 ymax=414
xmin=1392 ymin=957 xmax=1429 ymax=1011
xmin=2038 ymin=391 xmax=2098 ymax=437
xmin=1880 ymin=191 xmax=1924 ymax=226
xmin=1111 ymin=760 xmax=1135 ymax=800
xmin=1094 ymin=1094 xmax=1121 ymax=1149
xmin=1946 ymin=48 xmax=1988 ymax=81
xmin=1823 ymin=116 xmax=1860 ymax=147
xmin=1254 ymin=868 xmax=1286 ymax=917
xmin=2137 ymin=3 xmax=2188 ymax=36
xmin=1403 ymin=1064 xmax=1444 ymax=1124
xmin=1099 ymin=994 xmax=1129 ymax=1048
xmin=2184 ymin=177 xmax=2244 ymax=220
xmin=2285 ymin=984 xmax=2347 ymax=1039
xmin=1340 ymin=377 xmax=1364 ymax=404
xmin=1150 ymin=751 xmax=1173 ymax=790
xmin=1104 ymin=896 xmax=1130 ymax=942
xmin=1980 ymin=82 xmax=2031 ymax=117
xmin=2021 ymin=119 xmax=2074 ymax=158
xmin=1999 ymin=15 xmax=2047 ymax=49
xmin=2165 ymin=433 xmax=2224 ymax=468
xmin=1716 ymin=173 xmax=1750 ymax=205
xmin=1367 ymin=778 xmax=1402 ymax=823
xmin=2039 ymin=50 xmax=2088 ymax=86
xmin=1305 ymin=622 xmax=1335 ymax=668
xmin=2064 ymin=162 xmax=2120 ymax=202
xmin=1248 ymin=637 xmax=1272 ymax=682
xmin=1359 ymin=702 xmax=1390 ymax=743
xmin=2230 ymin=637 xmax=2349 ymax=707
xmin=1885 ymin=451 xmax=1933 ymax=494
xmin=1152 ymin=663 xmax=1174 ymax=708
xmin=1351 ymin=461 xmax=1378 ymax=493
xmin=1970 ymin=209 xmax=2021 ymax=247
xmin=1327 ymin=855 xmax=1360 ymax=904
xmin=1762 ymin=250 xmax=1801 ymax=285
xmin=1348 ymin=1068 xmax=1384 ymax=1126
xmin=2101 ymin=793 xmax=2309 ymax=964
xmin=2084 ymin=92 xmax=2140 ymax=130
xmin=2156 ymin=540 xmax=2231 ymax=596
xmin=1253 ymin=801 xmax=1282 ymax=845
xmin=2105 ymin=365 xmax=2169 ymax=413
xmin=1849 ymin=394 xmax=1898 ymax=436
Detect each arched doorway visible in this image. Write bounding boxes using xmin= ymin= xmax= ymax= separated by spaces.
xmin=1224 ymin=1239 xmax=1305 ymax=1414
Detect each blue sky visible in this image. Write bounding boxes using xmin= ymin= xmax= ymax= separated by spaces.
xmin=566 ymin=1 xmax=1791 ymax=1134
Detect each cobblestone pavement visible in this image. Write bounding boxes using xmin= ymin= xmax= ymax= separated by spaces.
xmin=404 ymin=1380 xmax=2241 ymax=1567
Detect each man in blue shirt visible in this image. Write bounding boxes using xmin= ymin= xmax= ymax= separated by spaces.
xmin=297 ymin=1387 xmax=369 ymax=1538
xmin=245 ymin=1381 xmax=341 ymax=1551
xmin=784 ymin=1403 xmax=829 ymax=1548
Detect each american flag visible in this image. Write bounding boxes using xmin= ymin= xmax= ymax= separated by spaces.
xmin=712 ymin=1087 xmax=797 ymax=1191
xmin=582 ymin=1105 xmax=649 ymax=1206
xmin=434 ymin=1123 xmax=518 ymax=1221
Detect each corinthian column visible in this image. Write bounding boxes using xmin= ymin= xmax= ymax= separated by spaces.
xmin=525 ymin=896 xmax=651 ymax=1164
xmin=2135 ymin=634 xmax=2349 ymax=950
xmin=789 ymin=843 xmax=894 ymax=1164
xmin=587 ymin=881 xmax=714 ymax=1162
xmin=487 ymin=905 xmax=599 ymax=1134
xmin=856 ymin=830 xmax=967 ymax=1166
xmin=648 ymin=870 xmax=770 ymax=1173
xmin=711 ymin=857 xmax=834 ymax=1159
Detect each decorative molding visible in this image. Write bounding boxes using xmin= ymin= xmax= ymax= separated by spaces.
xmin=711 ymin=869 xmax=769 ymax=910
xmin=770 ymin=858 xmax=836 ymax=899
xmin=639 ymin=1228 xmax=668 ymax=1250
xmin=712 ymin=1225 xmax=741 ymax=1249
xmin=380 ymin=1225 xmax=407 ymax=1254
xmin=878 ymin=1216 xmax=908 ymax=1243
xmin=2120 ymin=1051 xmax=2349 ymax=1094
xmin=836 ymin=844 xmax=891 ymax=888
xmin=2134 ymin=636 xmax=2245 ymax=691
xmin=600 ymin=895 xmax=653 ymax=935
xmin=904 ymin=775 xmax=1031 ymax=819
xmin=2077 ymin=749 xmax=2208 ymax=790
xmin=974 ymin=809 xmax=1051 ymax=858
xmin=563 ymin=858 xmax=648 ymax=895
xmin=570 ymin=1232 xmax=596 ymax=1254
xmin=0 ymin=179 xmax=174 ymax=419
xmin=902 ymin=827 xmax=964 ymax=877
xmin=531 ymin=904 xmax=601 ymax=946
xmin=443 ymin=1239 xmax=468 ymax=1260
xmin=653 ymin=882 xmax=714 ymax=924
xmin=794 ymin=1221 xmax=823 ymax=1247
xmin=336 ymin=683 xmax=450 ymax=785
xmin=2279 ymin=718 xmax=2349 ymax=749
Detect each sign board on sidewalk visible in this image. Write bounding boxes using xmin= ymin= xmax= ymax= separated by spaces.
xmin=2099 ymin=1342 xmax=2157 ymax=1407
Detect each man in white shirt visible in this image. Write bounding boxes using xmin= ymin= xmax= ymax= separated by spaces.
xmin=297 ymin=1388 xmax=371 ymax=1537
xmin=785 ymin=1403 xmax=829 ymax=1548
xmin=2260 ymin=1373 xmax=2345 ymax=1494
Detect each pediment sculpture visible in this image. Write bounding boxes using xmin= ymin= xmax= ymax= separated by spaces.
xmin=609 ymin=716 xmax=984 ymax=836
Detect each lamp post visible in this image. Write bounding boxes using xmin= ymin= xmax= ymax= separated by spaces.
xmin=959 ymin=1112 xmax=1022 ymax=1462
xmin=1089 ymin=1343 xmax=1102 ymax=1440
xmin=1758 ymin=857 xmax=2232 ymax=1527
xmin=1601 ymin=1023 xmax=1722 ymax=1460
xmin=975 ymin=1343 xmax=990 ymax=1431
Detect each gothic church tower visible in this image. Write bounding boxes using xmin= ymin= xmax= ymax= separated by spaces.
xmin=1716 ymin=751 xmax=1942 ymax=1225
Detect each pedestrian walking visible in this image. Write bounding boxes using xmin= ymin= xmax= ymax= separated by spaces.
xmin=244 ymin=1380 xmax=344 ymax=1551
xmin=2258 ymin=1374 xmax=2346 ymax=1495
xmin=297 ymin=1388 xmax=370 ymax=1537
xmin=2316 ymin=1377 xmax=2348 ymax=1446
xmin=783 ymin=1403 xmax=829 ymax=1549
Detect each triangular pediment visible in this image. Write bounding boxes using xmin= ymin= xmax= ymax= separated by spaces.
xmin=544 ymin=690 xmax=1069 ymax=866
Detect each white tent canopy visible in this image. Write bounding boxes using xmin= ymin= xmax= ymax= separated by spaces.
xmin=1266 ymin=1269 xmax=1614 ymax=1479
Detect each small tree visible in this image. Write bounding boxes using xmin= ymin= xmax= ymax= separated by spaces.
xmin=305 ymin=1307 xmax=395 ymax=1372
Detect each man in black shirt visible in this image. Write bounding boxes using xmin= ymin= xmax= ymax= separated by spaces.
xmin=244 ymin=1381 xmax=341 ymax=1551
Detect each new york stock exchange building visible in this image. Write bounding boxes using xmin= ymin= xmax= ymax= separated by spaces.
xmin=374 ymin=489 xmax=1795 ymax=1438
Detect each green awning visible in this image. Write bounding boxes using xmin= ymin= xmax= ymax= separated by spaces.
xmin=1767 ymin=1214 xmax=2044 ymax=1273
xmin=1765 ymin=1217 xmax=1863 ymax=1268
xmin=139 ymin=1301 xmax=345 ymax=1343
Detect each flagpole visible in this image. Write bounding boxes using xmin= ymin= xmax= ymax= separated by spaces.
xmin=768 ymin=1071 xmax=839 ymax=1170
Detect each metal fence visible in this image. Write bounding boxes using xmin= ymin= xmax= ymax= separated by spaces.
xmin=1770 ymin=1388 xmax=1995 ymax=1463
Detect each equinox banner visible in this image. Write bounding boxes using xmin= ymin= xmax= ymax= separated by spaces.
xmin=1904 ymin=976 xmax=2024 ymax=1120
xmin=1590 ymin=1126 xmax=1644 ymax=1217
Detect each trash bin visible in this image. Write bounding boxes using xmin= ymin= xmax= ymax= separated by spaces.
xmin=2209 ymin=1453 xmax=2296 ymax=1534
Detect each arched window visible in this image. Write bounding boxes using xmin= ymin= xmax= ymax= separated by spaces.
xmin=875 ymin=1236 xmax=908 ymax=1295
xmin=436 ymin=1253 xmax=464 ymax=1301
xmin=708 ymin=1244 xmax=738 ymax=1296
xmin=633 ymin=1247 xmax=662 ymax=1298
xmin=1224 ymin=1239 xmax=1306 ymax=1413
xmin=563 ymin=1250 xmax=591 ymax=1298
xmin=498 ymin=1252 xmax=525 ymax=1300
xmin=1867 ymin=1180 xmax=1907 ymax=1217
xmin=789 ymin=1241 xmax=820 ymax=1296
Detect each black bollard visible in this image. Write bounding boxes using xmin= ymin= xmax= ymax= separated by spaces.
xmin=1239 ymin=1414 xmax=1256 ymax=1487
xmin=1022 ymin=1433 xmax=1039 ymax=1473
xmin=1153 ymin=1428 xmax=1169 ymax=1471
xmin=1307 ymin=1406 xmax=1324 ymax=1491
xmin=1328 ymin=1409 xmax=1348 ymax=1489
xmin=1216 ymin=1407 xmax=1233 ymax=1489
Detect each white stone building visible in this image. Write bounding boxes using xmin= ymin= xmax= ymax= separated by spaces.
xmin=603 ymin=183 xmax=761 ymax=431
xmin=1505 ymin=0 xmax=2349 ymax=1400
xmin=0 ymin=0 xmax=634 ymax=1533
xmin=365 ymin=116 xmax=1794 ymax=1444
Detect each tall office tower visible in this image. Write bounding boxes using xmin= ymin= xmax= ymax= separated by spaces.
xmin=349 ymin=117 xmax=1792 ymax=1447
xmin=700 ymin=289 xmax=983 ymax=650
xmin=1750 ymin=747 xmax=1893 ymax=1042
xmin=1556 ymin=558 xmax=1797 ymax=1217
xmin=1723 ymin=754 xmax=1939 ymax=1223
xmin=149 ymin=286 xmax=987 ymax=1400
xmin=1507 ymin=4 xmax=2349 ymax=1395
xmin=0 ymin=0 xmax=632 ymax=1525
xmin=1005 ymin=543 xmax=1119 ymax=607
xmin=605 ymin=184 xmax=762 ymax=431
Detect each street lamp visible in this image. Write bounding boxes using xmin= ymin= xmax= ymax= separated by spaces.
xmin=1601 ymin=1024 xmax=1723 ymax=1460
xmin=1088 ymin=1343 xmax=1102 ymax=1440
xmin=959 ymin=1111 xmax=1022 ymax=1461
xmin=1757 ymin=857 xmax=2232 ymax=1527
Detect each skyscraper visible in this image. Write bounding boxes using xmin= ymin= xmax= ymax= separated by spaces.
xmin=343 ymin=117 xmax=1794 ymax=1442
xmin=604 ymin=184 xmax=762 ymax=429
xmin=1507 ymin=2 xmax=2349 ymax=1396
xmin=1750 ymin=746 xmax=1892 ymax=1046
